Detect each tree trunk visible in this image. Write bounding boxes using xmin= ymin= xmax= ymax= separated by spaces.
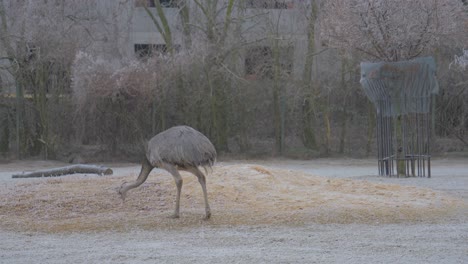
xmin=179 ymin=1 xmax=191 ymax=48
xmin=302 ymin=0 xmax=318 ymax=150
xmin=143 ymin=2 xmax=173 ymax=54
xmin=302 ymin=96 xmax=317 ymax=149
xmin=12 ymin=165 xmax=113 ymax=178
xmin=270 ymin=13 xmax=285 ymax=155
xmin=323 ymin=107 xmax=331 ymax=156
xmin=15 ymin=81 xmax=24 ymax=159
xmin=366 ymin=102 xmax=376 ymax=157
xmin=338 ymin=55 xmax=349 ymax=154
xmin=338 ymin=110 xmax=347 ymax=154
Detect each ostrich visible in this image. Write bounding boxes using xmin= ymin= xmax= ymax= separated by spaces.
xmin=118 ymin=125 xmax=216 ymax=219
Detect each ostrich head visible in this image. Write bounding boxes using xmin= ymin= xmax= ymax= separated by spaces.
xmin=118 ymin=181 xmax=129 ymax=201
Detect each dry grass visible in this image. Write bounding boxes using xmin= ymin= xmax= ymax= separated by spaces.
xmin=0 ymin=164 xmax=465 ymax=233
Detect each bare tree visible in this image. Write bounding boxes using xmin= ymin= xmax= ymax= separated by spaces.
xmin=2 ymin=0 xmax=465 ymax=161
xmin=320 ymin=0 xmax=467 ymax=62
xmin=301 ymin=0 xmax=320 ymax=150
xmin=71 ymin=50 xmax=163 ymax=153
xmin=0 ymin=0 xmax=132 ymax=158
xmin=451 ymin=49 xmax=468 ymax=69
xmin=320 ymin=0 xmax=467 ymax=172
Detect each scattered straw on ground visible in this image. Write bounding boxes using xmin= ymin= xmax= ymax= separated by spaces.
xmin=0 ymin=164 xmax=465 ymax=233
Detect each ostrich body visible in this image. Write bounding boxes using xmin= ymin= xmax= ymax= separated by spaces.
xmin=118 ymin=125 xmax=216 ymax=219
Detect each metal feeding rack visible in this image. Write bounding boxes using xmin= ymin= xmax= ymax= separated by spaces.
xmin=360 ymin=57 xmax=439 ymax=177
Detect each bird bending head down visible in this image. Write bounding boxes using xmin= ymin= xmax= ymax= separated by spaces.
xmin=118 ymin=125 xmax=216 ymax=220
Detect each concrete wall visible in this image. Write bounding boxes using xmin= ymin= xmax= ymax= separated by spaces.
xmin=127 ymin=0 xmax=314 ymax=80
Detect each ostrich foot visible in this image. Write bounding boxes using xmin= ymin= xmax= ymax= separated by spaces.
xmin=168 ymin=213 xmax=180 ymax=219
xmin=203 ymin=211 xmax=211 ymax=220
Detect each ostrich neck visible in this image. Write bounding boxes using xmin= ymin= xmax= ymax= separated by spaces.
xmin=121 ymin=181 xmax=141 ymax=193
xmin=121 ymin=159 xmax=154 ymax=195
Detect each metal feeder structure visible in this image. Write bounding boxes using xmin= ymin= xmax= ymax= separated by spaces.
xmin=360 ymin=57 xmax=439 ymax=177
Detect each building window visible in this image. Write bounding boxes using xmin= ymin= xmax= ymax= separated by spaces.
xmin=135 ymin=44 xmax=153 ymax=58
xmin=159 ymin=0 xmax=180 ymax=8
xmin=134 ymin=44 xmax=180 ymax=58
xmin=245 ymin=46 xmax=293 ymax=80
xmin=245 ymin=46 xmax=273 ymax=79
xmin=245 ymin=0 xmax=294 ymax=9
xmin=135 ymin=0 xmax=180 ymax=8
xmin=135 ymin=0 xmax=155 ymax=7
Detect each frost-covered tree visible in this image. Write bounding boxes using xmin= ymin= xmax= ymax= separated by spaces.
xmin=452 ymin=49 xmax=468 ymax=69
xmin=320 ymin=0 xmax=468 ymax=174
xmin=0 ymin=0 xmax=131 ymax=158
xmin=320 ymin=0 xmax=467 ymax=61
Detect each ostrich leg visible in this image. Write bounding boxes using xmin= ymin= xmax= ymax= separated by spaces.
xmin=119 ymin=158 xmax=153 ymax=201
xmin=187 ymin=167 xmax=211 ymax=220
xmin=161 ymin=163 xmax=183 ymax=219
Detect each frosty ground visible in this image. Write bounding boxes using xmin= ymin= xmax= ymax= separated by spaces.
xmin=0 ymin=158 xmax=467 ymax=264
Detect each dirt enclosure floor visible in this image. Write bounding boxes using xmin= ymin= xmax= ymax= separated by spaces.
xmin=0 ymin=158 xmax=467 ymax=263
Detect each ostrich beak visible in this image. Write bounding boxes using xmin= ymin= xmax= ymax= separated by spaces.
xmin=118 ymin=190 xmax=126 ymax=201
xmin=118 ymin=182 xmax=127 ymax=201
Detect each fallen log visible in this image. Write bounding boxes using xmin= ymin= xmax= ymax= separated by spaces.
xmin=12 ymin=165 xmax=113 ymax=178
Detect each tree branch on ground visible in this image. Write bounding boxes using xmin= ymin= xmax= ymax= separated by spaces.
xmin=12 ymin=164 xmax=113 ymax=178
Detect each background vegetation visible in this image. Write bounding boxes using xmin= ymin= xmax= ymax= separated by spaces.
xmin=0 ymin=0 xmax=466 ymax=161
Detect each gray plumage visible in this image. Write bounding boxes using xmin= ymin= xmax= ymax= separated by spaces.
xmin=146 ymin=125 xmax=216 ymax=169
xmin=118 ymin=125 xmax=216 ymax=220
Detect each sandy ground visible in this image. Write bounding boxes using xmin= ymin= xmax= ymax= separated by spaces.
xmin=0 ymin=158 xmax=467 ymax=264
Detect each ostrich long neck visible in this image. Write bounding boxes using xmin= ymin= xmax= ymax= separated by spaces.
xmin=121 ymin=179 xmax=145 ymax=193
xmin=121 ymin=159 xmax=153 ymax=195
